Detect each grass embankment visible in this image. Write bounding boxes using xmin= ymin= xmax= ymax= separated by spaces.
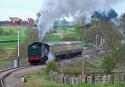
xmin=25 ymin=72 xmax=125 ymax=87
xmin=25 ymin=60 xmax=124 ymax=87
xmin=69 ymin=61 xmax=96 ymax=69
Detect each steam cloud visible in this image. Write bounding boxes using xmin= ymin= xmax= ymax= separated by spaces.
xmin=47 ymin=52 xmax=55 ymax=63
xmin=111 ymin=19 xmax=125 ymax=44
xmin=38 ymin=0 xmax=120 ymax=41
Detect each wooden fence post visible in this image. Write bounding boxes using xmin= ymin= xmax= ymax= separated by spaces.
xmin=111 ymin=73 xmax=114 ymax=84
xmin=118 ymin=73 xmax=121 ymax=84
xmin=103 ymin=74 xmax=106 ymax=84
xmin=81 ymin=58 xmax=84 ymax=83
xmin=92 ymin=72 xmax=95 ymax=84
xmin=107 ymin=74 xmax=111 ymax=84
xmin=124 ymin=73 xmax=125 ymax=83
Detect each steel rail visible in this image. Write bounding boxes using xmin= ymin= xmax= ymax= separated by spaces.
xmin=0 ymin=65 xmax=33 ymax=87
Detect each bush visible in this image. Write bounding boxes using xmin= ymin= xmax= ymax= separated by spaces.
xmin=114 ymin=45 xmax=125 ymax=64
xmin=102 ymin=56 xmax=116 ymax=74
xmin=45 ymin=61 xmax=57 ymax=74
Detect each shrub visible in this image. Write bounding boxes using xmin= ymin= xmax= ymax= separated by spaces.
xmin=102 ymin=55 xmax=116 ymax=74
xmin=45 ymin=61 xmax=57 ymax=74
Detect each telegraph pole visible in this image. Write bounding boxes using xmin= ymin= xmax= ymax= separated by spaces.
xmin=17 ymin=25 xmax=20 ymax=67
xmin=11 ymin=18 xmax=20 ymax=67
xmin=81 ymin=58 xmax=84 ymax=83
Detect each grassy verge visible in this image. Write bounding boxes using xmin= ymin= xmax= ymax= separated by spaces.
xmin=25 ymin=72 xmax=125 ymax=87
xmin=42 ymin=84 xmax=125 ymax=87
xmin=69 ymin=61 xmax=97 ymax=69
xmin=90 ymin=58 xmax=104 ymax=67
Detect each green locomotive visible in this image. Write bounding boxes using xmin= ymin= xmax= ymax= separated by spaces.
xmin=28 ymin=41 xmax=83 ymax=65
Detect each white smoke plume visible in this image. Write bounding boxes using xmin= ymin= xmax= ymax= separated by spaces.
xmin=46 ymin=52 xmax=55 ymax=63
xmin=111 ymin=18 xmax=125 ymax=44
xmin=38 ymin=0 xmax=120 ymax=41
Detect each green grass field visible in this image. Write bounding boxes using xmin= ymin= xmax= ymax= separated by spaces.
xmin=45 ymin=35 xmax=61 ymax=42
xmin=0 ymin=42 xmax=17 ymax=48
xmin=0 ymin=35 xmax=27 ymax=41
xmin=44 ymin=27 xmax=80 ymax=42
xmin=0 ymin=26 xmax=27 ymax=48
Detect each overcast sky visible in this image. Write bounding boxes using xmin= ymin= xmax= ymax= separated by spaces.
xmin=0 ymin=0 xmax=42 ymax=20
xmin=0 ymin=0 xmax=125 ymax=21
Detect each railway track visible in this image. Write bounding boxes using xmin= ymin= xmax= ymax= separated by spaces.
xmin=0 ymin=65 xmax=33 ymax=87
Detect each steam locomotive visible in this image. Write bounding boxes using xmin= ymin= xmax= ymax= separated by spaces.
xmin=28 ymin=41 xmax=83 ymax=65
